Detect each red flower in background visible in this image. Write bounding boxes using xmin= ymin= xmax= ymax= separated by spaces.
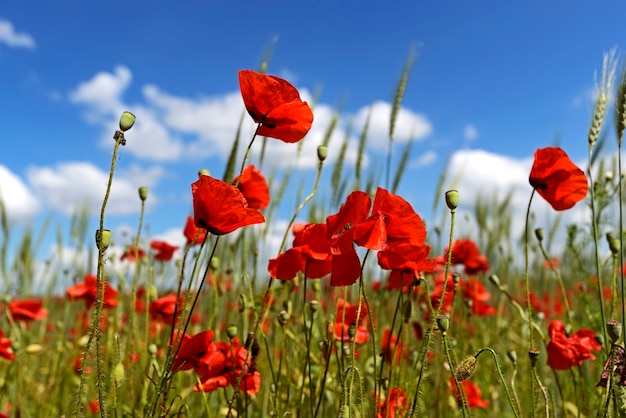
xmin=149 ymin=294 xmax=183 ymax=323
xmin=120 ymin=245 xmax=145 ymax=262
xmin=374 ymin=387 xmax=408 ymax=418
xmin=268 ymin=223 xmax=332 ymax=281
xmin=192 ymin=175 xmax=265 ymax=236
xmin=0 ymin=329 xmax=14 ymax=361
xmin=450 ymin=378 xmax=490 ymax=408
xmin=378 ymin=242 xmax=437 ymax=289
xmin=8 ymin=298 xmax=48 ymax=322
xmin=333 ymin=298 xmax=369 ymax=343
xmin=238 ymin=69 xmax=313 ymax=143
xmin=430 ymin=273 xmax=456 ymax=313
xmin=183 ymin=215 xmax=206 ymax=246
xmin=173 ymin=330 xmax=261 ymax=395
xmin=150 ymin=240 xmax=178 ymax=261
xmin=547 ymin=320 xmax=601 ymax=370
xmin=67 ymin=274 xmax=118 ymax=308
xmin=381 ymin=329 xmax=405 ymax=364
xmin=233 ymin=165 xmax=270 ymax=210
xmin=529 ymin=147 xmax=588 ymax=211
xmin=441 ymin=239 xmax=489 ymax=274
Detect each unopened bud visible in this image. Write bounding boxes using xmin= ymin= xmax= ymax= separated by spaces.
xmin=507 ymin=349 xmax=517 ymax=365
xmin=226 ymin=324 xmax=238 ymax=340
xmin=138 ymin=187 xmax=148 ymax=202
xmin=114 ymin=362 xmax=125 ymax=387
xmin=119 ymin=111 xmax=136 ymax=132
xmin=445 ymin=190 xmax=459 ymax=211
xmin=455 ymin=356 xmax=478 ymax=382
xmin=535 ymin=228 xmax=544 ymax=242
xmin=95 ymin=229 xmax=111 ymax=251
xmin=437 ymin=315 xmax=449 ymax=333
xmin=317 ymin=145 xmax=328 ymax=162
xmin=607 ymin=320 xmax=622 ymax=344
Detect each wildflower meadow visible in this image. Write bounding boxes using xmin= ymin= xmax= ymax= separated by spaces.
xmin=2 ymin=49 xmax=626 ymax=418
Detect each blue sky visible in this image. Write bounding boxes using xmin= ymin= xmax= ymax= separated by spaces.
xmin=1 ymin=1 xmax=625 ymax=262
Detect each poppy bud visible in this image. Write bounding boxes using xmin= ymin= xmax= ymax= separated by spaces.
xmin=147 ymin=344 xmax=157 ymax=356
xmin=226 ymin=324 xmax=238 ymax=340
xmin=607 ymin=233 xmax=620 ymax=255
xmin=437 ymin=314 xmax=449 ymax=333
xmin=445 ymin=190 xmax=459 ymax=211
xmin=607 ymin=320 xmax=622 ymax=344
xmin=309 ymin=300 xmax=319 ymax=315
xmin=95 ymin=229 xmax=111 ymax=251
xmin=605 ymin=171 xmax=614 ymax=183
xmin=317 ymin=145 xmax=328 ymax=162
xmin=119 ymin=111 xmax=136 ymax=132
xmin=455 ymin=356 xmax=478 ymax=382
xmin=198 ymin=168 xmax=210 ymax=177
xmin=534 ymin=228 xmax=544 ymax=242
xmin=452 ymin=272 xmax=460 ymax=284
xmin=277 ymin=310 xmax=290 ymax=327
xmin=114 ymin=362 xmax=125 ymax=387
xmin=528 ymin=348 xmax=540 ymax=367
xmin=138 ymin=186 xmax=148 ymax=202
xmin=488 ymin=274 xmax=500 ymax=287
xmin=507 ymin=349 xmax=517 ymax=366
xmin=238 ymin=294 xmax=246 ymax=313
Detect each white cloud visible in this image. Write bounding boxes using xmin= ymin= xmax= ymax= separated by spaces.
xmin=410 ymin=150 xmax=437 ymax=168
xmin=68 ymin=67 xmax=433 ymax=171
xmin=0 ymin=165 xmax=40 ymax=221
xmin=0 ymin=18 xmax=35 ymax=49
xmin=352 ymin=101 xmax=432 ymax=150
xmin=27 ymin=162 xmax=164 ymax=216
xmin=463 ymin=124 xmax=478 ymax=141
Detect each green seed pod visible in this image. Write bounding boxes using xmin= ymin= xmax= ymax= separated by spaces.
xmin=95 ymin=229 xmax=111 ymax=251
xmin=607 ymin=320 xmax=622 ymax=344
xmin=138 ymin=186 xmax=148 ymax=202
xmin=119 ymin=111 xmax=136 ymax=132
xmin=437 ymin=314 xmax=449 ymax=333
xmin=317 ymin=145 xmax=328 ymax=162
xmin=226 ymin=324 xmax=238 ymax=340
xmin=445 ymin=190 xmax=459 ymax=211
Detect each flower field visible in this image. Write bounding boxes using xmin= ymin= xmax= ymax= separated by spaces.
xmin=1 ymin=51 xmax=626 ymax=418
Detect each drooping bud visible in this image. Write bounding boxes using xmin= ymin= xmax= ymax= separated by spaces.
xmin=507 ymin=349 xmax=517 ymax=366
xmin=445 ymin=190 xmax=459 ymax=211
xmin=455 ymin=356 xmax=478 ymax=382
xmin=138 ymin=186 xmax=148 ymax=202
xmin=114 ymin=362 xmax=125 ymax=387
xmin=119 ymin=111 xmax=136 ymax=132
xmin=534 ymin=228 xmax=544 ymax=242
xmin=488 ymin=274 xmax=500 ymax=287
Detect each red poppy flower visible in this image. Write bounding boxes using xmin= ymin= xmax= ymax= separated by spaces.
xmin=333 ymin=298 xmax=369 ymax=344
xmin=233 ymin=165 xmax=270 ymax=210
xmin=0 ymin=329 xmax=14 ymax=361
xmin=374 ymin=387 xmax=408 ymax=418
xmin=191 ymin=175 xmax=265 ymax=236
xmin=378 ymin=243 xmax=437 ymax=289
xmin=529 ymin=147 xmax=588 ymax=211
xmin=150 ymin=240 xmax=178 ymax=261
xmin=172 ymin=329 xmax=215 ymax=372
xmin=67 ymin=274 xmax=118 ymax=308
xmin=381 ymin=329 xmax=405 ymax=364
xmin=547 ymin=320 xmax=601 ymax=370
xmin=441 ymin=239 xmax=489 ymax=275
xmin=183 ymin=215 xmax=206 ymax=245
xmin=268 ymin=223 xmax=332 ymax=281
xmin=450 ymin=378 xmax=490 ymax=408
xmin=8 ymin=298 xmax=48 ymax=322
xmin=120 ymin=245 xmax=146 ymax=262
xmin=149 ymin=294 xmax=183 ymax=323
xmin=238 ymin=69 xmax=313 ymax=143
